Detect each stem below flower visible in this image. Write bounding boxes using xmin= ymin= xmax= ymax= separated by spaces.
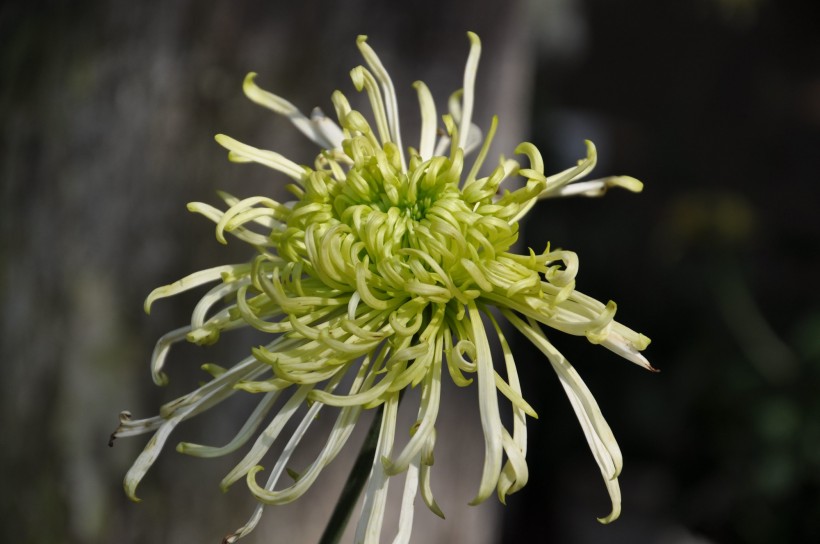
xmin=318 ymin=405 xmax=385 ymax=544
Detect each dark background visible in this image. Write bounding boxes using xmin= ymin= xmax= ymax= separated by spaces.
xmin=2 ymin=0 xmax=819 ymax=542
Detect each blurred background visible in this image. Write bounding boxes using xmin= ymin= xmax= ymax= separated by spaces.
xmin=2 ymin=0 xmax=819 ymax=542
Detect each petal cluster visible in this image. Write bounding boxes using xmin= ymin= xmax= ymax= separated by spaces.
xmin=113 ymin=32 xmax=653 ymax=543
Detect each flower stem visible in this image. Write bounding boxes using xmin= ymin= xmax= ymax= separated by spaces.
xmin=318 ymin=405 xmax=384 ymax=544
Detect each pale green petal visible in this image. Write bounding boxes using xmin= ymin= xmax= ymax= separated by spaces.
xmin=243 ymin=72 xmax=343 ymax=149
xmin=497 ymin=427 xmax=528 ymax=504
xmin=355 ymin=392 xmax=399 ymax=544
xmin=464 ymin=115 xmax=499 ymax=187
xmin=144 ymin=264 xmax=249 ymax=314
xmin=123 ymin=354 xmax=268 ymax=500
xmin=221 ymin=385 xmax=312 ymax=490
xmin=467 ymin=303 xmax=503 ymax=505
xmin=391 ymin=458 xmax=420 ymax=544
xmin=506 ymin=311 xmax=624 ymax=521
xmin=458 ymin=32 xmax=481 ymax=150
xmin=412 ymin=81 xmax=437 ymax=160
xmin=176 ymin=390 xmax=281 ymax=458
xmin=601 ymin=329 xmax=656 ymax=371
xmin=384 ymin=334 xmax=442 ymax=474
xmin=213 ymin=196 xmax=288 ymax=244
xmin=214 ymin=134 xmax=306 ymax=181
xmin=148 ymin=326 xmax=190 ymax=386
xmin=356 ymin=36 xmax=405 ymax=168
xmin=190 ymin=278 xmax=249 ymax=329
xmin=418 ymin=428 xmax=444 ymax=518
xmin=597 ymin=475 xmax=622 ymax=524
xmin=109 ymin=411 xmax=162 ymax=440
xmin=350 ymin=65 xmax=392 ymax=147
xmin=230 ymin=399 xmax=326 ymax=540
xmin=544 ymin=139 xmax=598 ymax=191
xmin=244 ymin=356 xmax=374 ymax=507
xmin=540 ymin=176 xmax=644 ymax=198
xmin=186 ymin=202 xmax=273 ymax=246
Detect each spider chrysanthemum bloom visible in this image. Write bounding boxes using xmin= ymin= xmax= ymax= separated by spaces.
xmin=113 ymin=32 xmax=654 ymax=542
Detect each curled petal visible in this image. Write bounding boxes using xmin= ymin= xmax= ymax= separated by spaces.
xmin=243 ymin=72 xmax=343 ymax=149
xmin=118 ymin=32 xmax=652 ymax=544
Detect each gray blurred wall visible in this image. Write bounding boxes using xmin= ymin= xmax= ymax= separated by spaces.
xmin=0 ymin=1 xmax=532 ymax=542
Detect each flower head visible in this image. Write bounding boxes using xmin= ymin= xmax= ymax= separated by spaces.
xmin=113 ymin=32 xmax=653 ymax=542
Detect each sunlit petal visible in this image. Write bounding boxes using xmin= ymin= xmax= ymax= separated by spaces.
xmin=114 ymin=31 xmax=653 ymax=543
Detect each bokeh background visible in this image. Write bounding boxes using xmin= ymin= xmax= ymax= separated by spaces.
xmin=2 ymin=0 xmax=819 ymax=542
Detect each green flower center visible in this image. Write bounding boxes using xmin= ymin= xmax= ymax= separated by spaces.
xmin=274 ymin=132 xmax=519 ymax=306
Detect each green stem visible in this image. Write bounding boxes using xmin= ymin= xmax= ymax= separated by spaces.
xmin=318 ymin=405 xmax=384 ymax=544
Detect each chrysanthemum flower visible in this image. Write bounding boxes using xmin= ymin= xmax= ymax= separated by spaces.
xmin=113 ymin=32 xmax=654 ymax=543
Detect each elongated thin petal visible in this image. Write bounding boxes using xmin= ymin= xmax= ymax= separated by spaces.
xmin=215 ymin=134 xmax=306 ymax=181
xmin=243 ymin=72 xmax=343 ymax=149
xmin=458 ymin=32 xmax=481 ymax=150
xmin=357 ymin=35 xmax=406 ymax=171
xmin=221 ymin=385 xmax=312 ymax=489
xmin=144 ymin=264 xmax=249 ymax=313
xmin=391 ymin=458 xmax=421 ymax=544
xmin=176 ymin=390 xmax=281 ymax=458
xmin=467 ymin=303 xmax=503 ymax=505
xmin=505 ymin=311 xmax=623 ymax=522
xmin=355 ymin=393 xmax=399 ymax=544
xmin=384 ymin=334 xmax=442 ymax=474
xmin=413 ymin=81 xmax=437 ymax=160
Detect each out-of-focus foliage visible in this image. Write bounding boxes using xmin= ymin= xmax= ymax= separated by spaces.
xmin=502 ymin=0 xmax=820 ymax=542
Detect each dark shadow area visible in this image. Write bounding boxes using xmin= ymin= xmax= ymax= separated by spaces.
xmin=503 ymin=1 xmax=820 ymax=542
